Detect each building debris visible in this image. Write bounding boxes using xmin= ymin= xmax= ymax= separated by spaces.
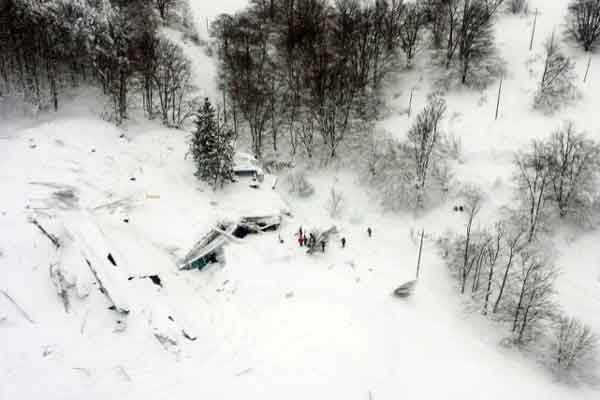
xmin=72 ymin=367 xmax=92 ymax=377
xmin=393 ymin=280 xmax=417 ymax=298
xmin=235 ymin=368 xmax=253 ymax=377
xmin=30 ymin=218 xmax=60 ymax=248
xmin=116 ymin=365 xmax=132 ymax=381
xmin=49 ymin=264 xmax=71 ymax=312
xmin=52 ymin=189 xmax=78 ymax=209
xmin=64 ymin=212 xmax=131 ymax=314
xmin=180 ymin=215 xmax=283 ymax=270
xmin=179 ymin=224 xmax=235 ymax=270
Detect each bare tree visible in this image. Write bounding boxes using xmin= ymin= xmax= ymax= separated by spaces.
xmin=566 ymin=0 xmax=600 ymax=51
xmin=458 ymin=0 xmax=503 ymax=85
xmin=154 ymin=0 xmax=177 ymax=20
xmin=552 ymin=316 xmax=598 ymax=377
xmin=508 ymin=0 xmax=528 ymax=14
xmin=407 ymin=93 xmax=447 ymax=208
xmin=399 ymin=2 xmax=427 ymax=67
xmin=443 ymin=0 xmax=464 ymax=69
xmin=514 ymin=142 xmax=551 ymax=243
xmin=459 ymin=186 xmax=484 ymax=294
xmin=482 ymin=221 xmax=505 ymax=315
xmin=509 ymin=251 xmax=558 ymax=344
xmin=298 ymin=111 xmax=317 ymax=159
xmin=545 ymin=121 xmax=600 ymax=219
xmin=267 ymin=76 xmax=286 ymax=152
xmin=285 ymin=169 xmax=315 ymax=198
xmin=153 ymin=38 xmax=194 ymax=127
xmin=492 ymin=218 xmax=526 ymax=314
xmin=534 ymin=35 xmax=578 ymax=114
xmin=424 ymin=0 xmax=450 ymax=49
xmin=211 ymin=12 xmax=273 ymax=158
xmin=326 ymin=187 xmax=345 ymax=218
xmin=507 ymin=252 xmax=557 ymax=344
xmin=470 ymin=230 xmax=492 ymax=296
xmin=367 ymin=139 xmax=418 ymax=211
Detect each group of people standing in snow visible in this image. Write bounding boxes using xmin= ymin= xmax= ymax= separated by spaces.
xmin=294 ymin=226 xmax=372 ymax=253
xmin=296 ymin=227 xmax=325 ymax=252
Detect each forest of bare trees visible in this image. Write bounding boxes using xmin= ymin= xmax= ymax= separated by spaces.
xmin=566 ymin=0 xmax=600 ymax=51
xmin=211 ymin=0 xmax=506 ymax=162
xmin=437 ymin=121 xmax=600 ymax=378
xmin=0 ymin=0 xmax=197 ymax=126
xmin=212 ymin=0 xmax=404 ymax=160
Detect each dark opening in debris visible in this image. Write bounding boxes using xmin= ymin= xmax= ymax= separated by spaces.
xmin=148 ymin=275 xmax=162 ymax=287
xmin=182 ymin=330 xmax=197 ymax=341
xmin=107 ymin=253 xmax=117 ymax=267
xmin=168 ymin=315 xmax=174 ymax=322
xmin=261 ymin=223 xmax=278 ymax=232
xmin=130 ymin=177 xmax=136 ymax=182
xmin=232 ymin=225 xmax=251 ymax=238
xmin=207 ymin=253 xmax=218 ymax=263
xmin=126 ymin=274 xmax=162 ymax=287
xmin=123 ymin=218 xmax=129 ymax=223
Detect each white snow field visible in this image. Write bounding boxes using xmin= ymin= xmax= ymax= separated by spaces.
xmin=1 ymin=0 xmax=600 ymax=399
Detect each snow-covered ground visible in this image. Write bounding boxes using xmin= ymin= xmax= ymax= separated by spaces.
xmin=1 ymin=0 xmax=600 ymax=399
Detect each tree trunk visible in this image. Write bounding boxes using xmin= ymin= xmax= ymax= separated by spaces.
xmin=517 ymin=288 xmax=537 ymax=343
xmin=493 ymin=250 xmax=515 ymax=314
xmin=483 ymin=263 xmax=494 ymax=315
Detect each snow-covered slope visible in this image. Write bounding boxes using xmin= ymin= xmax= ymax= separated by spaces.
xmin=1 ymin=0 xmax=600 ymax=399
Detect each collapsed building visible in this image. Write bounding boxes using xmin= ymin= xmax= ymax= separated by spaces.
xmin=179 ymin=215 xmax=283 ymax=270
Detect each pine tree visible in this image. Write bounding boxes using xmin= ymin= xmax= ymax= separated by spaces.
xmin=190 ymin=98 xmax=235 ymax=189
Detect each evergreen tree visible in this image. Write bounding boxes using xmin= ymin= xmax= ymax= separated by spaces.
xmin=190 ymin=98 xmax=235 ymax=189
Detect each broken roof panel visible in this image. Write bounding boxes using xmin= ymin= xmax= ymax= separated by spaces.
xmin=63 ymin=211 xmax=131 ymax=313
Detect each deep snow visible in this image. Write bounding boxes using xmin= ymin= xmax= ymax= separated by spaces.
xmin=1 ymin=0 xmax=600 ymax=399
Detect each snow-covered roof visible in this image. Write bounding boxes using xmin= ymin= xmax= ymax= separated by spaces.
xmin=233 ymin=152 xmax=264 ymax=175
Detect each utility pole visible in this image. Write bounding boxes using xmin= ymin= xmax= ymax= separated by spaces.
xmin=529 ymin=8 xmax=538 ymax=51
xmin=495 ymin=76 xmax=503 ymax=120
xmin=584 ymin=55 xmax=592 ymax=83
xmin=416 ymin=229 xmax=424 ymax=279
xmin=222 ymin=88 xmax=227 ymax=124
